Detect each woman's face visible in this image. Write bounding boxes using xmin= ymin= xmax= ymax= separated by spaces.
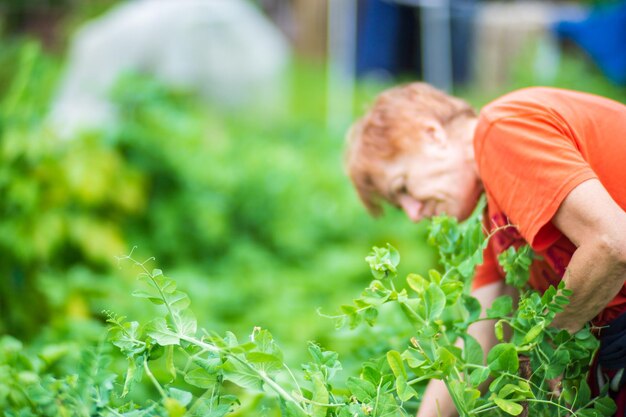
xmin=374 ymin=124 xmax=482 ymax=222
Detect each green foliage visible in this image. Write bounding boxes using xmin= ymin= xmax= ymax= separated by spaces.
xmin=0 ymin=206 xmax=615 ymax=416
xmin=0 ymin=41 xmax=435 ymax=344
xmin=0 ymin=335 xmax=118 ymax=417
xmin=498 ymin=245 xmax=534 ymax=289
xmin=328 ymin=206 xmax=612 ymax=417
xmin=103 ymin=255 xmax=413 ymax=416
xmin=427 ymin=196 xmax=488 ymax=291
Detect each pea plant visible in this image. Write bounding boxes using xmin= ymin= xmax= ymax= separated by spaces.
xmin=341 ymin=219 xmax=613 ymax=417
xmin=0 ymin=203 xmax=616 ymax=417
xmin=104 ymin=252 xmax=398 ymax=417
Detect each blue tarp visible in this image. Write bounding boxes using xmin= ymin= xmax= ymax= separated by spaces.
xmin=555 ymin=1 xmax=626 ymax=84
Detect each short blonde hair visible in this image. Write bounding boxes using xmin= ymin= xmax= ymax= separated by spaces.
xmin=345 ymin=82 xmax=475 ymax=216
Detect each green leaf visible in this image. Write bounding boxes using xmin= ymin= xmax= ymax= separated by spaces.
xmin=132 ymin=290 xmax=166 ymax=305
xmin=169 ymin=388 xmax=192 ymax=407
xmin=498 ymin=245 xmax=533 ymax=289
xmin=463 ymin=334 xmax=484 ymax=366
xmin=407 ymin=273 xmax=428 ymax=294
xmin=152 ymin=274 xmax=177 ymax=294
xmin=457 ymin=258 xmax=475 ymax=279
xmin=340 ymin=305 xmax=357 ymax=315
xmin=311 ymin=371 xmax=329 ymax=417
xmin=386 ymin=350 xmax=407 ymax=379
xmin=545 ymin=350 xmax=570 ymax=379
xmin=172 ymin=309 xmax=197 ymax=337
xmin=361 ymin=281 xmax=392 ymax=306
xmin=428 ymin=269 xmax=442 ymax=285
xmin=363 ymin=307 xmax=378 ymax=326
xmin=365 ymin=244 xmax=400 ymax=279
xmin=424 ymin=284 xmax=446 ymax=321
xmin=403 ymin=348 xmax=427 ymax=369
xmin=573 ymin=380 xmax=592 ymax=409
xmin=347 ymin=377 xmax=376 ymax=402
xmin=149 ymin=344 xmax=165 ymax=360
xmin=487 ymin=343 xmax=519 ymax=373
xmin=486 ymin=296 xmax=513 ymax=318
xmin=223 ymin=358 xmax=264 ymax=391
xmin=333 ymin=316 xmax=347 ymax=329
xmin=395 ymin=375 xmax=417 ymax=402
xmin=399 ymin=300 xmax=426 ymax=327
xmin=463 ymin=295 xmax=481 ymax=323
xmin=441 ymin=281 xmax=463 ymax=303
xmin=283 ymin=401 xmax=309 ymax=417
xmin=184 ymin=367 xmax=219 ymax=389
xmin=347 ymin=311 xmax=363 ymax=329
xmin=469 ymin=367 xmax=490 ymax=386
xmin=388 ymin=244 xmax=400 ymax=268
xmin=493 ymin=397 xmax=523 ymax=416
xmin=107 ymin=316 xmax=146 ymax=357
xmin=436 ymin=346 xmax=458 ymax=374
xmin=489 ymin=374 xmax=508 ymax=393
xmin=338 ymin=405 xmax=367 ymax=417
xmin=594 ymin=396 xmax=617 ymax=416
xmin=361 ymin=363 xmax=381 ymax=386
xmin=148 ymin=318 xmax=180 ymax=346
xmin=194 ymin=355 xmax=223 ymax=373
xmin=575 ymin=327 xmax=593 ymax=340
xmin=166 ymin=291 xmax=191 ymax=311
xmin=576 ymin=410 xmax=602 ymax=417
xmin=463 ymin=387 xmax=481 ymax=410
xmin=447 ymin=380 xmax=467 ymax=413
xmin=498 ymin=383 xmax=533 ymax=400
xmin=246 ymin=352 xmax=283 ymax=373
xmin=561 ymin=386 xmax=575 ymax=404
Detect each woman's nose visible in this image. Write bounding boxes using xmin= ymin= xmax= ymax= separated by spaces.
xmin=398 ymin=194 xmax=423 ymax=222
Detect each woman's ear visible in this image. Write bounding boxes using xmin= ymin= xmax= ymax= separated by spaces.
xmin=421 ymin=119 xmax=447 ymax=146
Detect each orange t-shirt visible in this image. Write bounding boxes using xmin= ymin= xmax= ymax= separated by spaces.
xmin=472 ymin=87 xmax=626 ymax=326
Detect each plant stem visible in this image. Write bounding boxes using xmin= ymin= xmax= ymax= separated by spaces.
xmin=257 ymin=369 xmax=307 ymax=414
xmin=400 ymin=301 xmax=428 ymax=327
xmin=443 ymin=378 xmax=467 ymax=417
xmin=283 ymin=364 xmax=304 ymax=398
xmin=188 ymin=384 xmax=217 ymax=415
xmin=526 ymin=398 xmax=576 ymax=415
xmin=143 ymin=357 xmax=167 ymax=398
xmin=180 ymin=333 xmax=305 ymax=412
xmin=179 ymin=335 xmax=219 ymax=353
xmin=472 ymin=405 xmax=499 ymax=414
xmin=298 ymin=397 xmax=343 ymax=407
xmin=373 ymin=378 xmax=383 ymax=416
xmin=105 ymin=407 xmax=126 ymax=417
xmin=407 ymin=375 xmax=434 ymax=385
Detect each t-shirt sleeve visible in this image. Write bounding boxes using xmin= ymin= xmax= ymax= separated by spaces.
xmin=476 ymin=114 xmax=597 ymax=251
xmin=472 ymin=236 xmax=504 ymax=290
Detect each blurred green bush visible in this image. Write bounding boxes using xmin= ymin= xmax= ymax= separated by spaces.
xmin=0 ymin=41 xmax=436 ymax=366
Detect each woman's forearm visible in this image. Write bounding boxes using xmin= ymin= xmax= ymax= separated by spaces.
xmin=551 ymin=238 xmax=626 ymax=333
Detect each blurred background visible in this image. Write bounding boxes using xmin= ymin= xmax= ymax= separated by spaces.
xmin=1 ymin=0 xmax=626 ymax=413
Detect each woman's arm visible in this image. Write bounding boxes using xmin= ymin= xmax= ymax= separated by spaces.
xmin=550 ymin=179 xmax=626 ymax=332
